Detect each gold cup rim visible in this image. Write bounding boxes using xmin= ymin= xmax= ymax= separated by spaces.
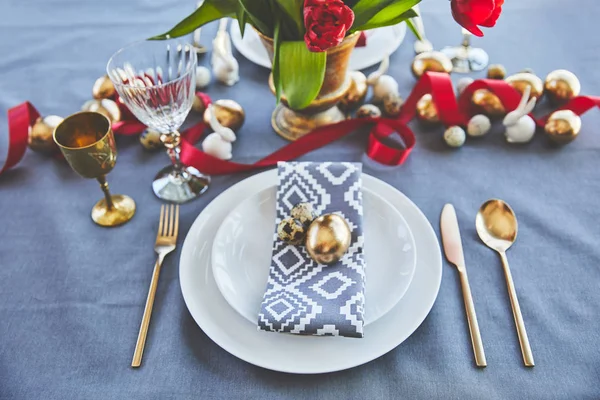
xmin=53 ymin=111 xmax=112 ymax=151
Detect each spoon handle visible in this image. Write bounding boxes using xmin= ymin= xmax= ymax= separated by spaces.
xmin=458 ymin=269 xmax=487 ymax=367
xmin=499 ymin=252 xmax=535 ymax=367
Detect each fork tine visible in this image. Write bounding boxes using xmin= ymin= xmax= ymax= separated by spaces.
xmin=173 ymin=205 xmax=180 ymax=238
xmin=157 ymin=205 xmax=165 ymax=238
xmin=168 ymin=204 xmax=175 ymax=237
xmin=163 ymin=204 xmax=170 ymax=237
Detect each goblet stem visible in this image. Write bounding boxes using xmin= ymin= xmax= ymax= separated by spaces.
xmin=160 ymin=131 xmax=184 ymax=173
xmin=97 ymin=176 xmax=115 ymax=210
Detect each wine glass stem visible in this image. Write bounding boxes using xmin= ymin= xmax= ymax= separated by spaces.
xmin=97 ymin=176 xmax=115 ymax=210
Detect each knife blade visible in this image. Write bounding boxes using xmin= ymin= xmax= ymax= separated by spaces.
xmin=440 ymin=203 xmax=487 ymax=367
xmin=441 ymin=203 xmax=466 ymax=271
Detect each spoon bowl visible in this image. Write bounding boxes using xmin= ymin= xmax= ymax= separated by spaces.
xmin=476 ymin=199 xmax=518 ymax=253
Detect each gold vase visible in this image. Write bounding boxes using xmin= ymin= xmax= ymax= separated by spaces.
xmin=258 ymin=32 xmax=360 ymax=141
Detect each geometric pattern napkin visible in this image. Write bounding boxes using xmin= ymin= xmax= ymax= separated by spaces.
xmin=257 ymin=162 xmax=365 ymax=338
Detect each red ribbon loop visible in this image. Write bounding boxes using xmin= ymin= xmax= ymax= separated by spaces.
xmin=2 ymin=102 xmax=40 ymax=175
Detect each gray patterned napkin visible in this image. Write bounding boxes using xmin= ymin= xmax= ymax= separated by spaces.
xmin=257 ymin=162 xmax=365 ymax=338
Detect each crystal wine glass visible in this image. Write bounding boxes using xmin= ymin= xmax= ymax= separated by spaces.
xmin=441 ymin=28 xmax=489 ymax=73
xmin=107 ymin=39 xmax=209 ymax=203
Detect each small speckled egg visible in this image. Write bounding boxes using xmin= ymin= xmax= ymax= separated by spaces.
xmin=277 ymin=218 xmax=307 ymax=245
xmin=139 ymin=129 xmax=163 ymax=151
xmin=291 ymin=203 xmax=317 ymax=227
xmin=467 ymin=114 xmax=492 ymax=137
xmin=356 ymin=104 xmax=382 ymax=119
xmin=383 ymin=93 xmax=403 ymax=118
xmin=444 ymin=126 xmax=466 ymax=148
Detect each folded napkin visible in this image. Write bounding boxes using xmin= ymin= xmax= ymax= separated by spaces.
xmin=258 ymin=162 xmax=365 ymax=338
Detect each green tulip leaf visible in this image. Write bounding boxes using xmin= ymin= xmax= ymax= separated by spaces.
xmin=356 ymin=9 xmax=418 ymax=31
xmin=150 ymin=0 xmax=238 ymax=40
xmin=352 ymin=0 xmax=420 ymax=31
xmin=279 ymin=41 xmax=326 ymax=110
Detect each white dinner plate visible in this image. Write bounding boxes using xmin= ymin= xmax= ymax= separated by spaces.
xmin=179 ymin=170 xmax=442 ymax=374
xmin=230 ymin=23 xmax=407 ymax=71
xmin=212 ymin=186 xmax=416 ymax=326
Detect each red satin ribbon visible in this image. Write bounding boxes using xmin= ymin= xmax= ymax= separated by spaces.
xmin=4 ymin=73 xmax=600 ymax=177
xmin=1 ymin=102 xmax=40 ymax=175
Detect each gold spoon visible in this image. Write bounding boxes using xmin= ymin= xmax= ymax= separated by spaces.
xmin=476 ymin=199 xmax=534 ymax=367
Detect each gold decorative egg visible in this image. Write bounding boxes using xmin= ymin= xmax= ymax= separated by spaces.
xmin=544 ymin=109 xmax=582 ymax=145
xmin=28 ymin=115 xmax=63 ymax=154
xmin=505 ymin=72 xmax=544 ymax=100
xmin=81 ymin=99 xmax=121 ymax=123
xmin=92 ymin=75 xmax=115 ymax=99
xmin=203 ymin=99 xmax=245 ymax=132
xmin=471 ymin=89 xmax=506 ymax=118
xmin=339 ymin=71 xmax=368 ymax=111
xmin=487 ymin=64 xmax=507 ymax=80
xmin=411 ymin=51 xmax=453 ymax=78
xmin=305 ymin=214 xmax=351 ymax=265
xmin=544 ymin=69 xmax=581 ymax=104
xmin=416 ymin=94 xmax=439 ymax=123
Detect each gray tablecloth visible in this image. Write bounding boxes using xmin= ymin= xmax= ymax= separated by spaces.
xmin=1 ymin=0 xmax=599 ymax=399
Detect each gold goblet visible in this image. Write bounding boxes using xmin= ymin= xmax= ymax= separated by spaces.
xmin=53 ymin=111 xmax=136 ymax=227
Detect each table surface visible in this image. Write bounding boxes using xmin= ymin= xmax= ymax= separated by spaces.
xmin=1 ymin=1 xmax=599 ymax=399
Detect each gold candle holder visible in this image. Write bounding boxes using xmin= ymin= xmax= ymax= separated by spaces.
xmin=53 ymin=111 xmax=136 ymax=227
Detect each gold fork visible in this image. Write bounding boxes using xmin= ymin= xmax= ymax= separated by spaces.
xmin=132 ymin=204 xmax=179 ymax=368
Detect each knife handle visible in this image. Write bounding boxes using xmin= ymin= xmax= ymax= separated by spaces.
xmin=459 ymin=269 xmax=487 ymax=367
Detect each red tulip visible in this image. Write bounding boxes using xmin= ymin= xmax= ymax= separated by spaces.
xmin=303 ymin=0 xmax=355 ymax=52
xmin=451 ymin=0 xmax=504 ymax=37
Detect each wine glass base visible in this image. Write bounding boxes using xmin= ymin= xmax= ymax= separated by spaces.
xmin=91 ymin=195 xmax=136 ymax=227
xmin=441 ymin=46 xmax=489 ymax=73
xmin=152 ymin=165 xmax=210 ymax=203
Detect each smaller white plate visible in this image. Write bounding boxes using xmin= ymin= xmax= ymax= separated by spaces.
xmin=230 ymin=23 xmax=407 ymax=71
xmin=212 ymin=186 xmax=417 ymax=326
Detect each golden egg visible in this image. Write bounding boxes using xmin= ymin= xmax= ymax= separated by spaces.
xmin=416 ymin=94 xmax=439 ymax=123
xmin=92 ymin=75 xmax=115 ymax=99
xmin=544 ymin=69 xmax=581 ymax=104
xmin=487 ymin=64 xmax=507 ymax=80
xmin=339 ymin=71 xmax=368 ymax=111
xmin=28 ymin=115 xmax=63 ymax=154
xmin=505 ymin=72 xmax=544 ymax=100
xmin=471 ymin=89 xmax=506 ymax=118
xmin=305 ymin=214 xmax=352 ymax=265
xmin=544 ymin=109 xmax=582 ymax=145
xmin=411 ymin=51 xmax=453 ymax=78
xmin=81 ymin=99 xmax=121 ymax=123
xmin=203 ymin=99 xmax=245 ymax=132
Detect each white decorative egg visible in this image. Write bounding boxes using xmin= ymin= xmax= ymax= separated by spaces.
xmin=196 ymin=66 xmax=212 ymax=89
xmin=372 ymin=75 xmax=399 ymax=103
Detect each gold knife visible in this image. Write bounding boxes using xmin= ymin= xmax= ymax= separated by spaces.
xmin=441 ymin=204 xmax=487 ymax=367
